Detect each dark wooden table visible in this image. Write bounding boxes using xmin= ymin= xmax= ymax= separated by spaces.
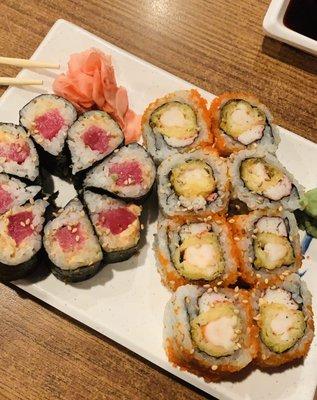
xmin=0 ymin=1 xmax=316 ymax=399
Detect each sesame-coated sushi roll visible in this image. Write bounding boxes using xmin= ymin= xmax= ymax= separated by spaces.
xmin=229 ymin=149 xmax=303 ymax=211
xmin=0 ymin=174 xmax=41 ymax=215
xmin=142 ymin=90 xmax=212 ymax=164
xmin=231 ymin=210 xmax=302 ymax=287
xmin=68 ymin=110 xmax=124 ymax=175
xmin=155 ymin=215 xmax=238 ymax=291
xmin=20 ymin=94 xmax=77 ymax=179
xmin=0 ymin=123 xmax=39 ymax=181
xmin=251 ymin=274 xmax=314 ymax=367
xmin=0 ymin=199 xmax=48 ymax=281
xmin=164 ymin=285 xmax=258 ymax=381
xmin=158 ymin=149 xmax=229 ymax=217
xmin=210 ymin=92 xmax=279 ymax=156
xmin=43 ymin=198 xmax=103 ymax=282
xmin=84 ymin=143 xmax=156 ymax=201
xmin=84 ymin=190 xmax=142 ymax=263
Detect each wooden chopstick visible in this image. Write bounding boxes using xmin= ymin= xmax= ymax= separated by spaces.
xmin=0 ymin=56 xmax=60 ymax=69
xmin=0 ymin=77 xmax=43 ymax=86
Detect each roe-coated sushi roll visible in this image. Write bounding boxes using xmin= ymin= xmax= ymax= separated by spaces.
xmin=164 ymin=285 xmax=258 ymax=381
xmin=0 ymin=174 xmax=41 ymax=214
xmin=68 ymin=110 xmax=124 ymax=175
xmin=229 ymin=149 xmax=303 ymax=211
xmin=84 ymin=191 xmax=142 ymax=263
xmin=0 ymin=123 xmax=39 ymax=181
xmin=142 ymin=90 xmax=212 ymax=164
xmin=210 ymin=92 xmax=279 ymax=156
xmin=155 ymin=215 xmax=238 ymax=291
xmin=84 ymin=143 xmax=156 ymax=201
xmin=251 ymin=274 xmax=314 ymax=367
xmin=158 ymin=150 xmax=229 ymax=217
xmin=232 ymin=210 xmax=302 ymax=287
xmin=0 ymin=199 xmax=48 ymax=281
xmin=43 ymin=198 xmax=103 ymax=282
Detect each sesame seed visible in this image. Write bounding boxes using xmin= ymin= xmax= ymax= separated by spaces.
xmin=203 ymin=284 xmax=210 ymax=288
xmin=30 ymin=224 xmax=34 ymax=230
xmin=248 ymin=257 xmax=253 ymax=262
xmin=25 ymin=218 xmax=30 ymax=225
xmin=140 ymin=224 xmax=144 ymax=230
xmin=235 ymin=329 xmax=241 ymax=334
xmin=213 ymin=286 xmax=218 ymax=293
xmin=190 ymin=348 xmax=195 ymax=354
xmin=72 ymin=227 xmax=77 ymax=233
xmin=279 ymin=274 xmax=285 ymax=280
xmin=278 ymin=206 xmax=283 ymax=211
xmin=237 ymin=343 xmax=242 ymax=348
xmin=242 ymin=299 xmax=248 ymax=304
xmin=264 ymin=278 xmax=269 ymax=284
xmin=217 ymin=281 xmax=223 ymax=286
xmin=228 ymin=218 xmax=235 ymax=224
xmin=253 ymin=314 xmax=260 ymax=321
xmin=271 ymin=285 xmax=276 ymax=290
xmin=234 ymin=286 xmax=239 ymax=292
xmin=234 ymin=236 xmax=239 ymax=241
xmin=211 ymin=365 xmax=218 ymax=371
xmin=207 ymin=288 xmax=213 ymax=293
xmin=251 ymin=234 xmax=257 ymax=239
xmin=256 ymin=273 xmax=261 ymax=278
xmin=67 ymin=225 xmax=72 ymax=231
xmin=75 ymin=235 xmax=80 ymax=242
xmin=20 ymin=221 xmax=26 ymax=227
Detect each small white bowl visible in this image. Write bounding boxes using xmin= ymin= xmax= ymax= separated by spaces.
xmin=263 ymin=0 xmax=317 ymax=56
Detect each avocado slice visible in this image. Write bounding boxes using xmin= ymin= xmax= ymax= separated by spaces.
xmin=150 ymin=102 xmax=198 ymax=139
xmin=172 ymin=231 xmax=224 ymax=280
xmin=191 ymin=302 xmax=241 ymax=357
xmin=220 ymin=100 xmax=265 ymax=139
xmin=171 ymin=160 xmax=216 ymax=198
xmin=253 ymin=232 xmax=295 ymax=270
xmin=240 ymin=158 xmax=284 ymax=195
xmin=260 ymin=303 xmax=306 ymax=353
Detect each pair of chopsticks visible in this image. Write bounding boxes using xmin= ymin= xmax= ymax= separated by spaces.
xmin=0 ymin=56 xmax=60 ymax=86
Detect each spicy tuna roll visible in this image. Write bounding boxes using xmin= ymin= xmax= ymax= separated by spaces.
xmin=84 ymin=190 xmax=142 ymax=263
xmin=229 ymin=149 xmax=303 ymax=211
xmin=43 ymin=198 xmax=103 ymax=282
xmin=164 ymin=285 xmax=258 ymax=381
xmin=155 ymin=215 xmax=238 ymax=291
xmin=19 ymin=94 xmax=77 ymax=178
xmin=210 ymin=92 xmax=279 ymax=156
xmin=0 ymin=174 xmax=41 ymax=214
xmin=231 ymin=210 xmax=302 ymax=287
xmin=84 ymin=143 xmax=156 ymax=201
xmin=142 ymin=90 xmax=212 ymax=164
xmin=68 ymin=110 xmax=124 ymax=175
xmin=0 ymin=199 xmax=48 ymax=281
xmin=0 ymin=123 xmax=39 ymax=181
xmin=251 ymin=274 xmax=314 ymax=367
xmin=158 ymin=150 xmax=229 ymax=217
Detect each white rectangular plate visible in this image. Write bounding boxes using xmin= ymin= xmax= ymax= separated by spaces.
xmin=0 ymin=19 xmax=316 ymax=400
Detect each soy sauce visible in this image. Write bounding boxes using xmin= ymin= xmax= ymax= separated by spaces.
xmin=283 ymin=0 xmax=317 ymax=41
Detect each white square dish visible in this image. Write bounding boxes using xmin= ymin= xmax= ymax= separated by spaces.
xmin=0 ymin=19 xmax=316 ymax=400
xmin=263 ymin=0 xmax=317 ymax=56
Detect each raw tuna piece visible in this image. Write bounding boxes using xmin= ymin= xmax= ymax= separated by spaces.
xmin=35 ymin=108 xmax=64 ymax=140
xmin=0 ymin=187 xmax=13 ymax=214
xmin=8 ymin=211 xmax=34 ymax=245
xmin=56 ymin=223 xmax=85 ymax=251
xmin=82 ymin=126 xmax=110 ymax=153
xmin=98 ymin=207 xmax=137 ymax=235
xmin=109 ymin=161 xmax=143 ymax=186
xmin=0 ymin=142 xmax=30 ymax=164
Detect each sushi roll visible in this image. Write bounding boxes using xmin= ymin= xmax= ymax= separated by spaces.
xmin=0 ymin=199 xmax=48 ymax=281
xmin=67 ymin=110 xmax=124 ymax=175
xmin=231 ymin=210 xmax=302 ymax=287
xmin=0 ymin=123 xmax=39 ymax=181
xmin=164 ymin=285 xmax=258 ymax=381
xmin=43 ymin=197 xmax=103 ymax=282
xmin=158 ymin=149 xmax=229 ymax=217
xmin=251 ymin=274 xmax=314 ymax=367
xmin=142 ymin=90 xmax=212 ymax=164
xmin=229 ymin=149 xmax=303 ymax=211
xmin=84 ymin=190 xmax=142 ymax=263
xmin=155 ymin=214 xmax=238 ymax=291
xmin=19 ymin=94 xmax=77 ymax=178
xmin=0 ymin=174 xmax=41 ymax=215
xmin=210 ymin=92 xmax=279 ymax=156
xmin=84 ymin=143 xmax=156 ymax=201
